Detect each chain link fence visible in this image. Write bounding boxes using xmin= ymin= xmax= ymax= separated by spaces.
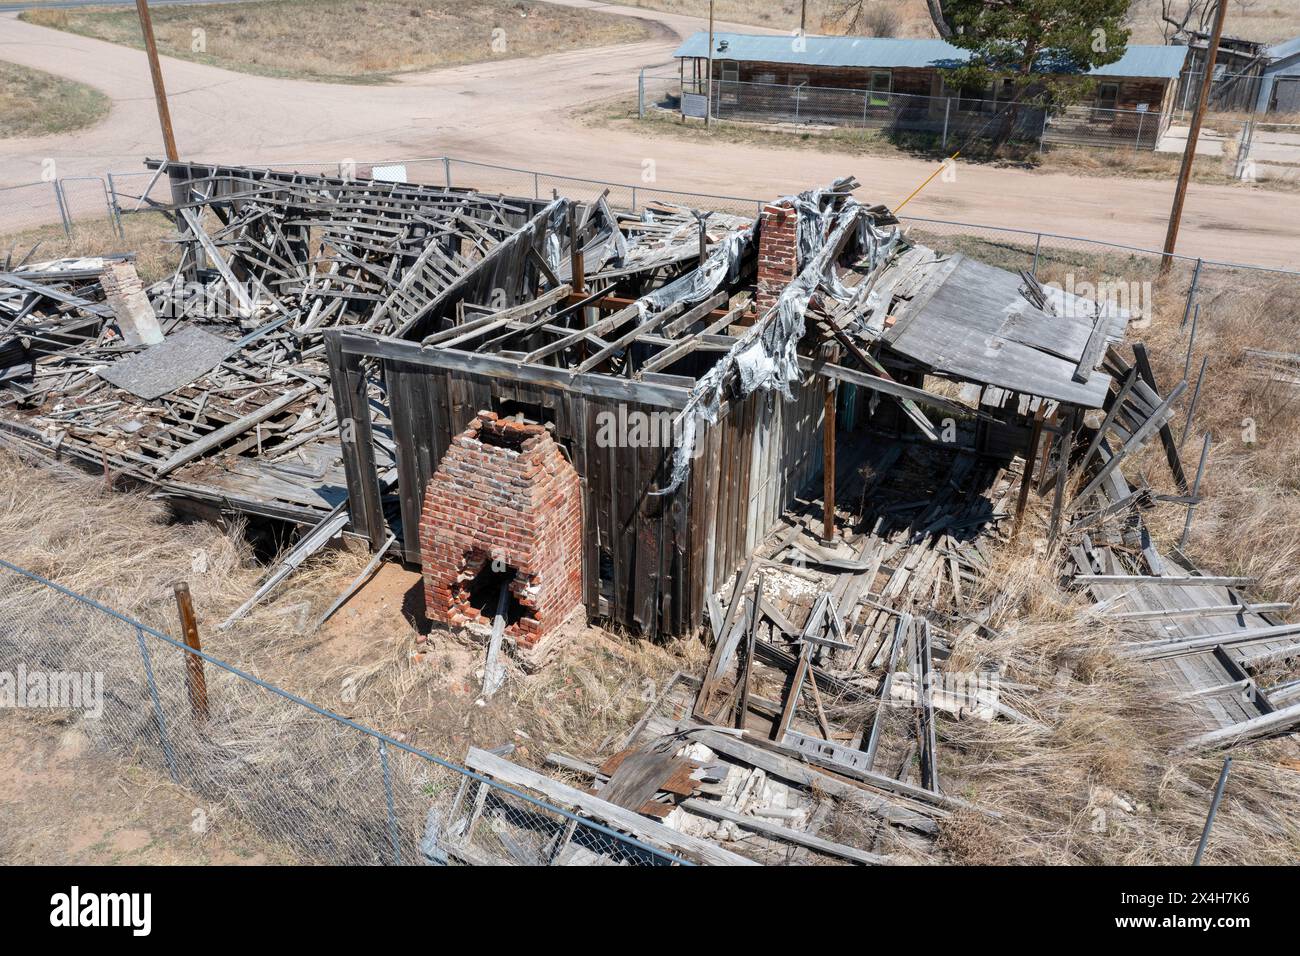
xmin=1173 ymin=69 xmax=1270 ymax=116
xmin=1041 ymin=105 xmax=1165 ymax=150
xmin=644 ymin=73 xmax=1170 ymax=152
xmin=2 ymin=152 xmax=1297 ymax=324
xmin=444 ymin=157 xmax=763 ymax=218
xmin=1234 ymin=120 xmax=1300 ymax=183
xmin=0 ymin=559 xmax=686 ymax=866
xmin=0 ymin=177 xmax=122 ymax=244
xmin=0 ymin=181 xmax=67 ymax=239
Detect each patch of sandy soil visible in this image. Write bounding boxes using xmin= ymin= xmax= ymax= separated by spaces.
xmin=0 ymin=711 xmax=292 ymax=865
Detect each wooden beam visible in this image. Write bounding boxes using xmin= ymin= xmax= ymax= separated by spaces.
xmin=1122 ymin=621 xmax=1300 ymax=660
xmin=799 ymin=355 xmax=973 ymax=422
xmin=823 ymin=355 xmax=838 ymax=542
xmin=179 ymin=207 xmax=256 ymax=316
xmin=573 ymin=302 xmax=685 ymax=374
xmin=578 ymin=292 xmax=734 ymax=322
xmin=1177 ymin=700 xmax=1300 ymax=753
xmin=332 ymin=329 xmax=693 ymax=409
xmin=1075 ymin=574 xmax=1255 ymax=588
xmin=1132 ymin=343 xmax=1188 ymax=492
xmin=155 ymin=384 xmax=314 ymax=477
xmin=639 ymin=301 xmax=745 ymax=376
xmin=815 ymin=320 xmax=937 ymax=440
xmin=1103 ymin=602 xmax=1292 ymax=622
xmin=1073 ymin=379 xmax=1187 ymax=505
xmin=1072 ymin=309 xmax=1109 ymax=383
xmin=1013 ymin=404 xmax=1045 ymax=539
xmin=680 ymin=799 xmax=889 ymax=865
xmin=1079 ymin=366 xmax=1138 ymax=472
xmin=659 ymin=292 xmax=729 ymax=339
xmin=646 ymin=717 xmax=957 ymax=826
xmin=522 ymin=302 xmax=645 ymax=364
xmin=773 ymin=642 xmax=812 ymax=742
xmin=421 ymin=283 xmax=571 ymax=348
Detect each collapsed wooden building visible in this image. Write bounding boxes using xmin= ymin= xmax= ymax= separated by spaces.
xmin=0 ymin=160 xmax=1136 ymax=648
xmin=6 ymin=160 xmax=1300 ymax=864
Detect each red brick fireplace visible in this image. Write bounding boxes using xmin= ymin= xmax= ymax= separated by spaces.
xmin=419 ymin=412 xmax=584 ymax=648
xmin=755 ymin=200 xmax=799 ymax=315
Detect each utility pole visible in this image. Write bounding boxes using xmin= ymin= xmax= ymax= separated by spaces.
xmin=135 ymin=0 xmax=179 ymax=161
xmin=800 ymin=0 xmax=807 ymax=33
xmin=1162 ymin=0 xmax=1227 ymax=268
xmin=705 ymin=0 xmax=715 ymax=129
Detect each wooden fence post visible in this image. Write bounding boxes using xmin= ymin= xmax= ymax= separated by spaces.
xmin=173 ymin=581 xmax=209 ymax=723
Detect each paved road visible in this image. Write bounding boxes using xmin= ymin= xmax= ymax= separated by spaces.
xmin=0 ymin=2 xmax=1296 ymax=267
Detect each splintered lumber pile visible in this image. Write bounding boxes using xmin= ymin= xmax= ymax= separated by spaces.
xmin=1064 ymin=348 xmax=1300 ymax=752
xmin=674 ymin=435 xmax=1024 ymax=862
xmin=0 ymin=165 xmax=537 ymax=521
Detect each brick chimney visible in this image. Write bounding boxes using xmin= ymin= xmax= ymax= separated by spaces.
xmin=420 ymin=412 xmax=583 ymax=649
xmin=755 ymin=201 xmax=799 ymax=316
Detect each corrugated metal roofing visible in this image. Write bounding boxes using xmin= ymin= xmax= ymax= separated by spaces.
xmin=673 ymin=32 xmax=1189 ymax=79
xmin=1267 ymin=35 xmax=1300 ymax=64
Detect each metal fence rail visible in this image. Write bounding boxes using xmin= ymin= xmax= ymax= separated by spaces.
xmin=2 ymin=152 xmax=1298 ymax=330
xmin=0 ymin=558 xmax=687 ymax=866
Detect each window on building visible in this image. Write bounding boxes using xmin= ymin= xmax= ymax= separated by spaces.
xmin=869 ymin=71 xmax=892 ymax=106
xmin=1097 ymin=82 xmax=1120 ymax=112
xmin=720 ymin=60 xmax=740 ymax=83
xmin=958 ymin=83 xmax=991 ymax=112
xmin=941 ymin=75 xmax=993 ymax=112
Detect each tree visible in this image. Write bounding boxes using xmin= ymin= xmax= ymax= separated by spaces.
xmin=939 ymin=0 xmax=1132 ymax=147
xmin=1159 ymin=0 xmax=1217 ymax=42
xmin=925 ymin=0 xmax=954 ymax=37
xmin=1157 ymin=0 xmax=1254 ymax=43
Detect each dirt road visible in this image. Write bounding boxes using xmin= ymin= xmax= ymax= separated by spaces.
xmin=0 ymin=2 xmax=1296 ymax=267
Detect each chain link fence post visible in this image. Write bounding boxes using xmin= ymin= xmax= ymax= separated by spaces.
xmin=52 ymin=180 xmax=72 ymax=237
xmin=106 ymin=172 xmax=127 ymax=239
xmin=1181 ymin=258 xmax=1203 ymax=329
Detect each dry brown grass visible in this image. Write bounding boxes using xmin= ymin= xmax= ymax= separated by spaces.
xmin=0 ymin=444 xmax=687 ymax=754
xmin=1128 ymin=271 xmax=1300 ymax=608
xmin=0 ymin=445 xmax=692 ymax=861
xmin=623 ymin=0 xmax=938 ymax=36
xmin=900 ymin=542 xmax=1300 ymax=865
xmin=22 ymin=0 xmax=658 ymax=84
xmin=1038 ymin=142 xmax=1300 ymax=191
xmin=0 ymin=59 xmax=109 ymax=139
xmin=1 ymin=213 xmax=179 ymax=283
xmin=628 ymin=0 xmax=1300 ymax=45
